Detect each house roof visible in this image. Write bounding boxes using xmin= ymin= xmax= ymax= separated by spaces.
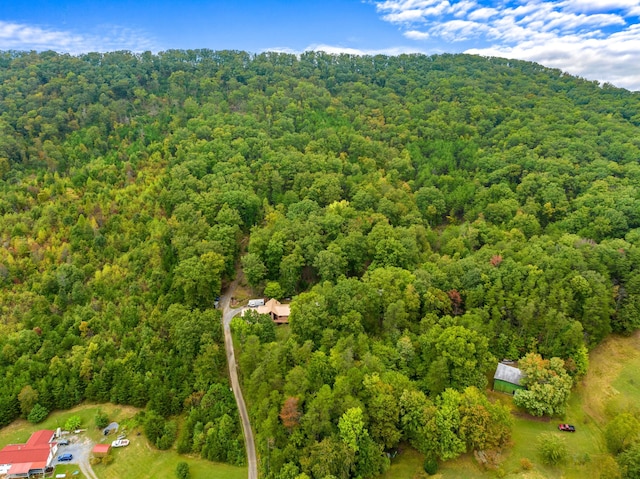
xmin=0 ymin=446 xmax=50 ymax=467
xmin=8 ymin=461 xmax=40 ymax=475
xmin=494 ymin=363 xmax=524 ymax=385
xmin=256 ymin=299 xmax=290 ymax=318
xmin=0 ymin=430 xmax=54 ymax=473
xmin=25 ymin=430 xmax=54 ymax=447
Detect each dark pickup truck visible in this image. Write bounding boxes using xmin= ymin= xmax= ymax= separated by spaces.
xmin=558 ymin=424 xmax=576 ymax=432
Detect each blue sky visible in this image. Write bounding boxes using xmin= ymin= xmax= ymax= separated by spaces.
xmin=1 ymin=0 xmax=640 ymax=91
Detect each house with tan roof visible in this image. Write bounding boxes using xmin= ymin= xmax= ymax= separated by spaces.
xmin=253 ymin=298 xmax=290 ymax=324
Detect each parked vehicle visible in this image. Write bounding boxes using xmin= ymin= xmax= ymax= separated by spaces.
xmin=57 ymin=453 xmax=73 ymax=461
xmin=248 ymin=299 xmax=265 ymax=307
xmin=57 ymin=439 xmax=69 ymax=446
xmin=558 ymin=424 xmax=576 ymax=432
xmin=111 ymin=439 xmax=130 ymax=447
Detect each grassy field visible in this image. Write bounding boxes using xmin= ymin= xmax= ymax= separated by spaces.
xmin=0 ymin=403 xmax=139 ymax=448
xmin=0 ymin=403 xmax=247 ymax=479
xmin=381 ymin=331 xmax=640 ymax=479
xmin=378 ymin=447 xmax=426 ymax=479
xmin=94 ymin=445 xmax=247 ymax=479
xmin=52 ymin=463 xmax=86 ymax=479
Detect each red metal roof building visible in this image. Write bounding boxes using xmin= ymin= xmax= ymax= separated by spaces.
xmin=0 ymin=430 xmax=57 ymax=478
xmin=92 ymin=443 xmax=111 ymax=456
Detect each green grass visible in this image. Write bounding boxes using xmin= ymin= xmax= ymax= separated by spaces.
xmin=95 ymin=446 xmax=246 ymax=479
xmin=609 ymin=356 xmax=640 ymax=416
xmin=499 ymin=413 xmax=605 ymax=479
xmin=53 ymin=463 xmax=86 ymax=478
xmin=437 ymin=453 xmax=487 ymax=479
xmin=613 ymin=356 xmax=640 ymax=398
xmin=0 ymin=403 xmax=137 ymax=448
xmin=0 ymin=404 xmax=247 ymax=479
xmin=378 ymin=448 xmax=490 ymax=479
xmin=378 ymin=446 xmax=425 ymax=479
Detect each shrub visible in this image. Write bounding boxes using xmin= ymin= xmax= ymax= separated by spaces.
xmin=599 ymin=455 xmax=621 ymax=479
xmin=27 ymin=404 xmax=48 ymax=424
xmin=423 ymin=454 xmax=438 ymax=475
xmin=175 ymin=461 xmax=190 ymax=479
xmin=144 ymin=411 xmax=165 ymax=445
xmin=520 ymin=457 xmax=533 ymax=470
xmin=618 ymin=442 xmax=640 ymax=479
xmin=575 ymin=452 xmax=591 ymax=465
xmin=605 ymin=413 xmax=640 ymax=455
xmin=155 ymin=419 xmax=178 ymax=450
xmin=102 ymin=454 xmax=114 ymax=465
xmin=176 ymin=426 xmax=192 ymax=454
xmin=537 ymin=433 xmax=568 ymax=466
xmin=64 ymin=415 xmax=81 ymax=431
xmin=95 ymin=409 xmax=109 ymax=429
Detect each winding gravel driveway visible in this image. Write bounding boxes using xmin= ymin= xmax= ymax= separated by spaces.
xmin=54 ymin=435 xmax=98 ymax=479
xmin=220 ymin=279 xmax=257 ymax=479
xmin=77 ymin=440 xmax=99 ymax=479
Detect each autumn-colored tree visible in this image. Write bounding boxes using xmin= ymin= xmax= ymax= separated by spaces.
xmin=447 ymin=289 xmax=463 ymax=315
xmin=490 ymin=254 xmax=503 ymax=267
xmin=514 ymin=353 xmax=573 ymax=416
xmin=279 ymin=397 xmax=301 ymax=432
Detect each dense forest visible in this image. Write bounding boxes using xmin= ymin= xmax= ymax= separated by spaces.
xmin=1 ymin=49 xmax=640 ymax=478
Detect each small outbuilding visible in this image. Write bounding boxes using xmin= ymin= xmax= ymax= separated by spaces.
xmin=92 ymin=444 xmax=111 ymax=457
xmin=103 ymin=422 xmax=119 ymax=436
xmin=493 ymin=362 xmax=525 ymax=394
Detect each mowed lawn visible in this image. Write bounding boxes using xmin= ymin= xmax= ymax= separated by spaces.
xmin=94 ymin=444 xmax=247 ymax=479
xmin=0 ymin=403 xmax=138 ymax=447
xmin=0 ymin=403 xmax=247 ymax=479
xmin=379 ymin=332 xmax=640 ymax=479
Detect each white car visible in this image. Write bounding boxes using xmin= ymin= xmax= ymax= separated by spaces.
xmin=111 ymin=439 xmax=130 ymax=448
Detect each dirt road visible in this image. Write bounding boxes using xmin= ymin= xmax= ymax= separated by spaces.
xmin=220 ymin=280 xmax=257 ymax=479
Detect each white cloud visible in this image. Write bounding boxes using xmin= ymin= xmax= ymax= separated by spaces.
xmin=558 ymin=0 xmax=640 ymax=14
xmin=262 ymin=46 xmax=299 ymax=54
xmin=404 ymin=29 xmax=431 ymax=39
xmin=451 ymin=0 xmax=478 ymax=17
xmin=372 ymin=0 xmax=640 ymax=90
xmin=0 ymin=20 xmax=158 ymax=53
xmin=376 ymin=0 xmax=444 ymax=13
xmin=380 ymin=1 xmax=452 ymax=23
xmin=467 ymin=24 xmax=640 ymax=90
xmin=305 ymin=43 xmax=425 ymax=56
xmin=383 ymin=8 xmax=432 ymax=22
xmin=468 ymin=7 xmax=499 ymax=20
xmin=430 ymin=20 xmax=490 ymax=40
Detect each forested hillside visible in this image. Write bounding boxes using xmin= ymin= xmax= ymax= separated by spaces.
xmin=1 ymin=50 xmax=640 ymax=477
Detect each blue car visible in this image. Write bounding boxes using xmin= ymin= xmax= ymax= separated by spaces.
xmin=58 ymin=453 xmax=73 ymax=462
